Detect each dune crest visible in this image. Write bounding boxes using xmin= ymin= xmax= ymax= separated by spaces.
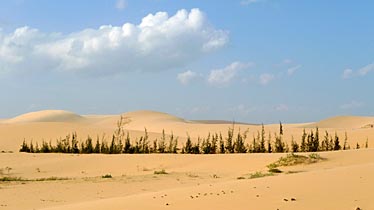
xmin=6 ymin=110 xmax=85 ymax=123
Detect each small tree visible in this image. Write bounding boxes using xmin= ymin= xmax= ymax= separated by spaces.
xmin=93 ymin=136 xmax=101 ymax=153
xmin=123 ymin=132 xmax=131 ymax=153
xmin=291 ymin=136 xmax=299 ymax=153
xmin=20 ymin=139 xmax=30 ymax=152
xmin=71 ymin=132 xmax=79 ymax=153
xmin=30 ymin=141 xmax=35 ymax=153
xmin=333 ymin=132 xmax=341 ymax=150
xmin=279 ymin=121 xmax=283 ymax=135
xmin=225 ymin=125 xmax=234 ymax=153
xmin=259 ymin=124 xmax=266 ymax=153
xmin=234 ymin=129 xmax=247 ymax=153
xmin=211 ymin=133 xmax=218 ymax=154
xmin=158 ymin=129 xmax=167 ymax=153
xmin=313 ymin=127 xmax=320 ymax=152
xmin=219 ymin=133 xmax=225 ymax=154
xmin=321 ymin=131 xmax=330 ymax=151
xmin=84 ymin=136 xmax=94 ymax=153
xmin=100 ymin=140 xmax=109 ymax=154
xmin=300 ymin=129 xmax=307 ymax=152
xmin=41 ymin=141 xmax=50 ymax=153
xmin=274 ymin=133 xmax=285 ymax=153
xmin=184 ymin=134 xmax=193 ymax=154
xmin=267 ymin=132 xmax=272 ymax=153
xmin=343 ymin=132 xmax=348 ymax=150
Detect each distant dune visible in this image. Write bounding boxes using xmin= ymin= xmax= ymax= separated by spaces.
xmin=0 ymin=110 xmax=373 ymax=152
xmin=5 ymin=110 xmax=85 ymax=123
xmin=305 ymin=116 xmax=374 ymax=129
xmin=122 ymin=110 xmax=188 ymax=123
xmin=191 ymin=120 xmax=257 ymax=125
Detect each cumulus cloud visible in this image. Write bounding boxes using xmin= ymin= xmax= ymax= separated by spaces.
xmin=207 ymin=62 xmax=252 ymax=86
xmin=177 ymin=70 xmax=199 ymax=85
xmin=259 ymin=73 xmax=274 ymax=85
xmin=0 ymin=9 xmax=228 ymax=76
xmin=115 ymin=0 xmax=127 ymax=10
xmin=342 ymin=63 xmax=374 ymax=79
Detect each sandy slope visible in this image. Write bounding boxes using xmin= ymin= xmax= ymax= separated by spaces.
xmin=0 ymin=150 xmax=373 ymax=210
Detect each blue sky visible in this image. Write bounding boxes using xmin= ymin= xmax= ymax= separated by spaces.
xmin=0 ymin=0 xmax=373 ymax=123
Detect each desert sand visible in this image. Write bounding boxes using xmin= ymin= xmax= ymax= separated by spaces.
xmin=1 ymin=110 xmax=374 ymax=209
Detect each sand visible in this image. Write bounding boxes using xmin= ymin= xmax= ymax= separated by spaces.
xmin=1 ymin=110 xmax=374 ymax=209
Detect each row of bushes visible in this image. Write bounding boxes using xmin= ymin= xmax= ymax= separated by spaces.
xmin=19 ymin=118 xmax=368 ymax=154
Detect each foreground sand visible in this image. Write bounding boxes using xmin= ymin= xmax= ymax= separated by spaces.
xmin=1 ymin=149 xmax=373 ymax=210
xmin=1 ymin=110 xmax=374 ymax=209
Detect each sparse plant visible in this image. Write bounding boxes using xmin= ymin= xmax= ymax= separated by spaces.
xmin=102 ymin=174 xmax=112 ymax=178
xmin=249 ymin=171 xmax=274 ymax=179
xmin=154 ymin=169 xmax=168 ymax=175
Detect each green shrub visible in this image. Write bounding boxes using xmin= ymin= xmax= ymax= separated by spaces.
xmin=249 ymin=171 xmax=273 ymax=179
xmin=267 ymin=153 xmax=324 ymax=169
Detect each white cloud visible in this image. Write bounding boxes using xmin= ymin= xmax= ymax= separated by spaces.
xmin=340 ymin=100 xmax=364 ymax=110
xmin=274 ymin=104 xmax=288 ymax=111
xmin=342 ymin=63 xmax=374 ymax=79
xmin=342 ymin=68 xmax=353 ymax=79
xmin=115 ymin=0 xmax=127 ymax=10
xmin=259 ymin=73 xmax=274 ymax=85
xmin=0 ymin=8 xmax=228 ymax=76
xmin=240 ymin=0 xmax=264 ymax=6
xmin=229 ymin=104 xmax=256 ymax=115
xmin=282 ymin=59 xmax=293 ymax=64
xmin=287 ymin=65 xmax=301 ymax=76
xmin=177 ymin=70 xmax=199 ymax=85
xmin=207 ymin=62 xmax=252 ymax=86
xmin=358 ymin=63 xmax=374 ymax=76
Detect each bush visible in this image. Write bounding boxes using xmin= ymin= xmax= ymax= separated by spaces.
xmin=267 ymin=153 xmax=324 ymax=169
xmin=154 ymin=169 xmax=168 ymax=175
xmin=268 ymin=168 xmax=282 ymax=173
xmin=102 ymin=174 xmax=112 ymax=178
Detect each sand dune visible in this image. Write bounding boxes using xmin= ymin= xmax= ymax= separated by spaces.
xmin=306 ymin=115 xmax=374 ymax=129
xmin=0 ymin=110 xmax=374 ymax=152
xmin=5 ymin=110 xmax=86 ymax=124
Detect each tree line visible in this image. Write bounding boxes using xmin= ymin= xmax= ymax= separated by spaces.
xmin=19 ymin=119 xmax=368 ymax=154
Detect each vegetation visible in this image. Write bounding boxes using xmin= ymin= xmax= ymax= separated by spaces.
xmin=101 ymin=174 xmax=112 ymax=179
xmin=249 ymin=171 xmax=274 ymax=179
xmin=19 ymin=116 xmax=367 ymax=155
xmin=267 ymin=153 xmax=324 ymax=169
xmin=154 ymin=169 xmax=168 ymax=175
xmin=0 ymin=176 xmax=69 ymax=182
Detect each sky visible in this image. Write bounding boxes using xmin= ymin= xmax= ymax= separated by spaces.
xmin=0 ymin=0 xmax=373 ymax=123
